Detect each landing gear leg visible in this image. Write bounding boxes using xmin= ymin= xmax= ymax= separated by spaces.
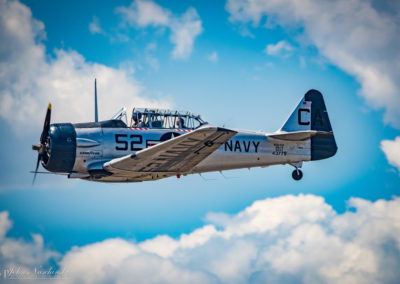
xmin=292 ymin=169 xmax=303 ymax=181
xmin=290 ymin=162 xmax=303 ymax=181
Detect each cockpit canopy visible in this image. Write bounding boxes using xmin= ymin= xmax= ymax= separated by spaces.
xmin=112 ymin=107 xmax=208 ymax=130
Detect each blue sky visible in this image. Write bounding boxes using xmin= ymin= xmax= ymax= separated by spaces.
xmin=0 ymin=0 xmax=400 ymax=282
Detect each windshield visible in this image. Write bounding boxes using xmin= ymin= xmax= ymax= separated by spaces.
xmin=111 ymin=107 xmax=128 ymax=125
xmin=130 ymin=108 xmax=207 ymax=129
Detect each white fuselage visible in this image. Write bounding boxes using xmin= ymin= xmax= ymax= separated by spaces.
xmin=72 ymin=127 xmax=310 ymax=182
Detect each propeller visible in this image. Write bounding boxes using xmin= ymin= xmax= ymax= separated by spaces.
xmin=32 ymin=103 xmax=51 ymax=185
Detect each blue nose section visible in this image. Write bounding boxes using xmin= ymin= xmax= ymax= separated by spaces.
xmin=43 ymin=123 xmax=76 ymax=173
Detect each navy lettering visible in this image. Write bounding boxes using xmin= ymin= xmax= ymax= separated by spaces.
xmin=252 ymin=141 xmax=260 ymax=153
xmin=243 ymin=141 xmax=251 ymax=152
xmin=225 ymin=141 xmax=232 ymax=151
xmin=234 ymin=141 xmax=241 ymax=152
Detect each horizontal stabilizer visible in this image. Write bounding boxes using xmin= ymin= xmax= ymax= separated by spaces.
xmin=269 ymin=130 xmax=333 ymax=141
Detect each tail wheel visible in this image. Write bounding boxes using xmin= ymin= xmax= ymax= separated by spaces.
xmin=292 ymin=169 xmax=303 ymax=181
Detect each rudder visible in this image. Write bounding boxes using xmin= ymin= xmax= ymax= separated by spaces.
xmin=305 ymin=89 xmax=337 ymax=161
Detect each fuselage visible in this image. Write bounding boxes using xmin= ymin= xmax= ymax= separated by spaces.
xmin=43 ymin=121 xmax=310 ymax=182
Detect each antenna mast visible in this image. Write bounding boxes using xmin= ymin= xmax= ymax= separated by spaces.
xmin=94 ymin=78 xmax=98 ymax=122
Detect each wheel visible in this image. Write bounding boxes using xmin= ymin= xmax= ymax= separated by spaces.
xmin=292 ymin=169 xmax=303 ymax=181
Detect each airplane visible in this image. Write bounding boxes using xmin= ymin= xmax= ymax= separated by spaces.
xmin=32 ymin=82 xmax=337 ymax=183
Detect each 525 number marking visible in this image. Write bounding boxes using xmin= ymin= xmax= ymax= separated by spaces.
xmin=115 ymin=134 xmax=143 ymax=151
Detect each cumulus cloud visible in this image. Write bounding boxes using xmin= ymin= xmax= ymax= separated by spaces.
xmin=2 ymin=195 xmax=398 ymax=283
xmin=58 ymin=195 xmax=400 ymax=283
xmin=0 ymin=0 xmax=170 ymax=130
xmin=0 ymin=211 xmax=12 ymax=241
xmin=226 ymin=0 xmax=400 ymax=128
xmin=57 ymin=239 xmax=215 ymax=284
xmin=0 ymin=211 xmax=59 ymax=272
xmin=381 ymin=137 xmax=400 ymax=172
xmin=265 ymin=40 xmax=293 ymax=57
xmin=88 ymin=16 xmax=104 ymax=35
xmin=116 ymin=0 xmax=203 ymax=59
xmin=116 ymin=0 xmax=170 ymax=27
xmin=60 ymin=195 xmax=400 ymax=283
xmin=207 ymin=51 xmax=218 ymax=63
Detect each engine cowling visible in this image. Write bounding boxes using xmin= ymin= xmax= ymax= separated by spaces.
xmin=42 ymin=123 xmax=76 ymax=173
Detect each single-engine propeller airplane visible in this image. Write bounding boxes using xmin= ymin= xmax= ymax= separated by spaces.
xmin=32 ymin=82 xmax=337 ymax=184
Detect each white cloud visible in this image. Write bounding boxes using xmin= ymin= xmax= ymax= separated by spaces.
xmin=58 ymin=239 xmax=215 ymax=284
xmin=0 ymin=0 xmax=171 ymax=131
xmin=169 ymin=8 xmax=203 ymax=59
xmin=3 ymin=195 xmax=398 ymax=283
xmin=116 ymin=0 xmax=170 ymax=27
xmin=57 ymin=194 xmax=400 ymax=283
xmin=88 ymin=16 xmax=103 ymax=35
xmin=0 ymin=211 xmax=12 ymax=241
xmin=226 ymin=0 xmax=400 ymax=128
xmin=207 ymin=51 xmax=218 ymax=63
xmin=265 ymin=40 xmax=293 ymax=56
xmin=0 ymin=211 xmax=59 ymax=270
xmin=116 ymin=0 xmax=203 ymax=59
xmin=381 ymin=137 xmax=400 ymax=172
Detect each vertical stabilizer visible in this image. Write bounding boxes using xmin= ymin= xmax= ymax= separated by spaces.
xmin=280 ymin=96 xmax=312 ymax=132
xmin=278 ymin=89 xmax=337 ymax=161
xmin=94 ymin=79 xmax=98 ymax=122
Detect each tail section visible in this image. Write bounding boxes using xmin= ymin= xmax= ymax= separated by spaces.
xmin=280 ymin=94 xmax=312 ymax=133
xmin=279 ymin=89 xmax=337 ymax=161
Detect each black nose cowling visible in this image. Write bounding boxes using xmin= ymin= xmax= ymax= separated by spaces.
xmin=42 ymin=123 xmax=76 ymax=173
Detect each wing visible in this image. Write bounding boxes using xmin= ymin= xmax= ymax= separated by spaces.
xmin=103 ymin=126 xmax=237 ymax=176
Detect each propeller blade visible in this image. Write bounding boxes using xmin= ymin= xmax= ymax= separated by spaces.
xmin=32 ymin=154 xmax=41 ymax=186
xmin=33 ymin=104 xmax=52 ymax=186
xmin=40 ymin=103 xmax=52 ymax=144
